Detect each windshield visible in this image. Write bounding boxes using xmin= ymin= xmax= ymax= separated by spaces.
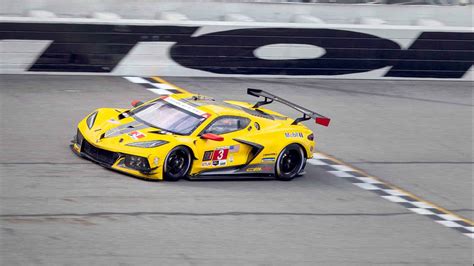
xmin=131 ymin=100 xmax=206 ymax=135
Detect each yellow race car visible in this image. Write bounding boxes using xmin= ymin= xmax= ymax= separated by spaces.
xmin=71 ymin=88 xmax=330 ymax=181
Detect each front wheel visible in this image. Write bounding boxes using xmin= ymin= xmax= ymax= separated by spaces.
xmin=275 ymin=144 xmax=305 ymax=181
xmin=163 ymin=146 xmax=192 ymax=181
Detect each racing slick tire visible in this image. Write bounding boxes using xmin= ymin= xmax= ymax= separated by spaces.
xmin=275 ymin=144 xmax=306 ymax=181
xmin=163 ymin=146 xmax=192 ymax=181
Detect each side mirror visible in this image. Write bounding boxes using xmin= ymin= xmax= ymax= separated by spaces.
xmin=201 ymin=133 xmax=224 ymax=141
xmin=131 ymin=100 xmax=144 ymax=108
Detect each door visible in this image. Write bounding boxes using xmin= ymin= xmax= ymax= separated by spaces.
xmin=194 ymin=116 xmax=252 ymax=174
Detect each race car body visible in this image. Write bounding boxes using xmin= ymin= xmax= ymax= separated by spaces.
xmin=71 ymin=88 xmax=330 ymax=181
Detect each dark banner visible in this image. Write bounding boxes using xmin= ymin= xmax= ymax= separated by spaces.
xmin=1 ymin=22 xmax=473 ymax=78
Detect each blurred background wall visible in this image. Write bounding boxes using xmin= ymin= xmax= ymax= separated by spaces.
xmin=1 ymin=0 xmax=472 ymax=80
xmin=1 ymin=0 xmax=472 ymax=25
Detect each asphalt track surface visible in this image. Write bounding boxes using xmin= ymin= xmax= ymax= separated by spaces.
xmin=0 ymin=75 xmax=472 ymax=265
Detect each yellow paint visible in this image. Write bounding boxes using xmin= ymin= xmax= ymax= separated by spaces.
xmin=73 ymin=77 xmax=315 ymax=181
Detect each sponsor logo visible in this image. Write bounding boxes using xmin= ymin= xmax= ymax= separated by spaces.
xmin=204 ymin=148 xmax=230 ymax=166
xmin=212 ymin=148 xmax=229 ymax=161
xmin=202 ymin=161 xmax=212 ymax=167
xmin=229 ymin=145 xmax=240 ymax=153
xmin=203 ymin=150 xmax=213 ymax=161
xmin=262 ymin=157 xmax=275 ymax=162
xmin=107 ymin=119 xmax=120 ymax=124
xmin=162 ymin=96 xmax=208 ymax=117
xmin=129 ymin=131 xmax=145 ymax=140
xmin=246 ymin=165 xmax=273 ymax=173
xmin=285 ymin=132 xmax=303 ymax=138
xmin=246 ymin=167 xmax=262 ymax=172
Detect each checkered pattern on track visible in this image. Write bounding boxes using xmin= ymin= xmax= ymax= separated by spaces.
xmin=309 ymin=153 xmax=474 ymax=239
xmin=123 ymin=76 xmax=474 ymax=239
xmin=124 ymin=76 xmax=183 ymax=95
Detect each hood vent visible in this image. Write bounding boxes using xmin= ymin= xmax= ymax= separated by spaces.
xmin=103 ymin=121 xmax=147 ymax=138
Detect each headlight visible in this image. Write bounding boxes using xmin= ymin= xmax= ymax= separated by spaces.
xmin=86 ymin=111 xmax=98 ymax=129
xmin=126 ymin=140 xmax=168 ymax=148
xmin=124 ymin=155 xmax=150 ymax=170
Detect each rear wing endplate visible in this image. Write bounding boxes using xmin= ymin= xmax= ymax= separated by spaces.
xmin=247 ymin=88 xmax=330 ymax=126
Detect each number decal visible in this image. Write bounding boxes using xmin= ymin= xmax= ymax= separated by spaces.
xmin=212 ymin=148 xmax=229 ymax=160
xmin=217 ymin=149 xmax=224 ymax=160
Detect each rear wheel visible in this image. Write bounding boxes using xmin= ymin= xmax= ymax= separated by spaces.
xmin=163 ymin=146 xmax=192 ymax=181
xmin=275 ymin=144 xmax=305 ymax=181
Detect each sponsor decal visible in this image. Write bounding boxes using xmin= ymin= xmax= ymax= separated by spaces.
xmin=162 ymin=96 xmax=208 ymax=117
xmin=229 ymin=155 xmax=234 ymax=163
xmin=229 ymin=145 xmax=240 ymax=153
xmin=262 ymin=157 xmax=275 ymax=162
xmin=202 ymin=161 xmax=212 ymax=167
xmin=204 ymin=148 xmax=230 ymax=166
xmin=203 ymin=150 xmax=213 ymax=161
xmin=263 ymin=153 xmax=276 ymax=156
xmin=212 ymin=148 xmax=229 ymax=161
xmin=285 ymin=132 xmax=303 ymax=138
xmin=245 ymin=165 xmax=273 ymax=173
xmin=129 ymin=131 xmax=146 ymax=140
xmin=212 ymin=148 xmax=229 ymax=166
xmin=246 ymin=167 xmax=262 ymax=172
xmin=107 ymin=119 xmax=120 ymax=124
xmin=2 ymin=23 xmax=471 ymax=79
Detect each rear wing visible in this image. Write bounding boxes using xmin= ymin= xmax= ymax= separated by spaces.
xmin=247 ymin=88 xmax=330 ymax=126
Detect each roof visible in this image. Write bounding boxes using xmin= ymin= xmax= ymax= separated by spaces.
xmin=183 ymin=97 xmax=249 ymax=116
xmin=173 ymin=94 xmax=287 ymax=120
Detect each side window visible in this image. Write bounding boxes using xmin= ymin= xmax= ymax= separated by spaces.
xmin=204 ymin=116 xmax=250 ymax=135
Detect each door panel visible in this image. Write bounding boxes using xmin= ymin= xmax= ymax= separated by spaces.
xmin=192 ymin=116 xmax=255 ymax=174
xmin=194 ymin=131 xmax=252 ymax=172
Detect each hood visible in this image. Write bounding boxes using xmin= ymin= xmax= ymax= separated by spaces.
xmin=86 ymin=110 xmax=177 ymax=148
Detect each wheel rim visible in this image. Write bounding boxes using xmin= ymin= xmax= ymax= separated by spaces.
xmin=166 ymin=149 xmax=189 ymax=176
xmin=279 ymin=149 xmax=301 ymax=175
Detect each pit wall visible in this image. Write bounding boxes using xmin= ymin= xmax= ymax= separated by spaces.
xmin=1 ymin=18 xmax=473 ymax=80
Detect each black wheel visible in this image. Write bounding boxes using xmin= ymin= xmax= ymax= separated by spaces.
xmin=275 ymin=144 xmax=305 ymax=181
xmin=163 ymin=146 xmax=192 ymax=181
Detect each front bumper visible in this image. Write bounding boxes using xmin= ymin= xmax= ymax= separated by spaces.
xmin=71 ymin=131 xmax=163 ymax=180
